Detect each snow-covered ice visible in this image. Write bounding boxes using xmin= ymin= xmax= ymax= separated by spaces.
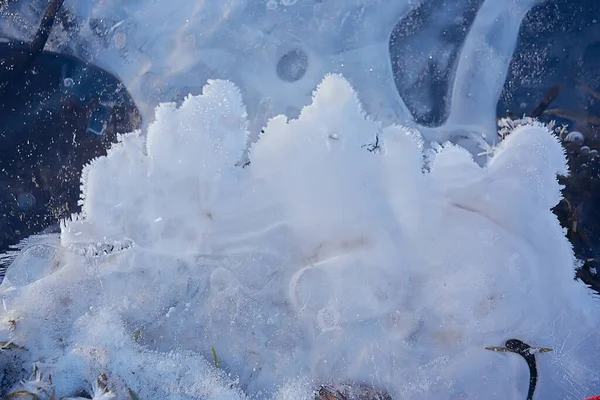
xmin=2 ymin=74 xmax=600 ymax=399
xmin=1 ymin=0 xmax=600 ymax=399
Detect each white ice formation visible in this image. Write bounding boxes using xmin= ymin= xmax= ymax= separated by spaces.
xmin=1 ymin=0 xmax=600 ymax=399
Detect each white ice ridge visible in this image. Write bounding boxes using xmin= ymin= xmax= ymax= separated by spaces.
xmin=2 ymin=75 xmax=599 ymax=399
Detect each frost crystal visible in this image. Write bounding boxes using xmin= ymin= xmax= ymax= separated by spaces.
xmin=1 ymin=75 xmax=598 ymax=399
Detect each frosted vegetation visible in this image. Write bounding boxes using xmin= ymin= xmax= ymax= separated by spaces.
xmin=1 ymin=0 xmax=600 ymax=399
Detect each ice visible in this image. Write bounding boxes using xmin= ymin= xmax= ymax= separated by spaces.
xmin=2 ymin=0 xmax=600 ymax=399
xmin=444 ymin=0 xmax=539 ymax=136
xmin=53 ymin=0 xmax=417 ymax=136
xmin=2 ymin=0 xmax=539 ymax=146
xmin=389 ymin=0 xmax=485 ymax=126
xmin=1 ymin=74 xmax=600 ymax=399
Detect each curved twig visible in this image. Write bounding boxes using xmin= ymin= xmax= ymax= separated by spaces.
xmin=28 ymin=0 xmax=66 ymax=64
xmin=0 ymin=0 xmax=65 ymax=97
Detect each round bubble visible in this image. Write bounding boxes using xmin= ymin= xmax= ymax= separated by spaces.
xmin=276 ymin=48 xmax=308 ymax=82
xmin=17 ymin=192 xmax=36 ymax=210
xmin=580 ymin=145 xmax=591 ymax=155
xmin=289 ymin=266 xmax=332 ymax=315
xmin=564 ymin=131 xmax=584 ymax=145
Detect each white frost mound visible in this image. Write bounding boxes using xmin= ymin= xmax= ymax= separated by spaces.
xmin=1 ymin=75 xmax=600 ymax=399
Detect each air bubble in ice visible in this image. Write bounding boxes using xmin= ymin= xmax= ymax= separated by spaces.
xmin=276 ymin=48 xmax=308 ymax=82
xmin=290 ymin=267 xmax=333 ymax=316
xmin=17 ymin=192 xmax=36 ymax=210
xmin=564 ymin=131 xmax=584 ymax=144
xmin=63 ymin=78 xmax=75 ymax=88
xmin=114 ymin=32 xmax=127 ymax=49
xmin=580 ymin=145 xmax=590 ymax=155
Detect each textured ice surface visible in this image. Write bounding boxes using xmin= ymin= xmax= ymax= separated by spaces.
xmin=2 ymin=0 xmax=537 ymax=147
xmin=1 ymin=75 xmax=600 ymax=399
xmin=1 ymin=0 xmax=600 ymax=399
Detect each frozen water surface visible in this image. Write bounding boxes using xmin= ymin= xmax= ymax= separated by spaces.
xmin=1 ymin=0 xmax=600 ymax=399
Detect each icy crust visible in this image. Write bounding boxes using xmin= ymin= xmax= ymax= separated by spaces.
xmin=2 ymin=0 xmax=538 ymax=144
xmin=2 ymin=75 xmax=600 ymax=399
xmin=69 ymin=0 xmax=413 ymax=133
